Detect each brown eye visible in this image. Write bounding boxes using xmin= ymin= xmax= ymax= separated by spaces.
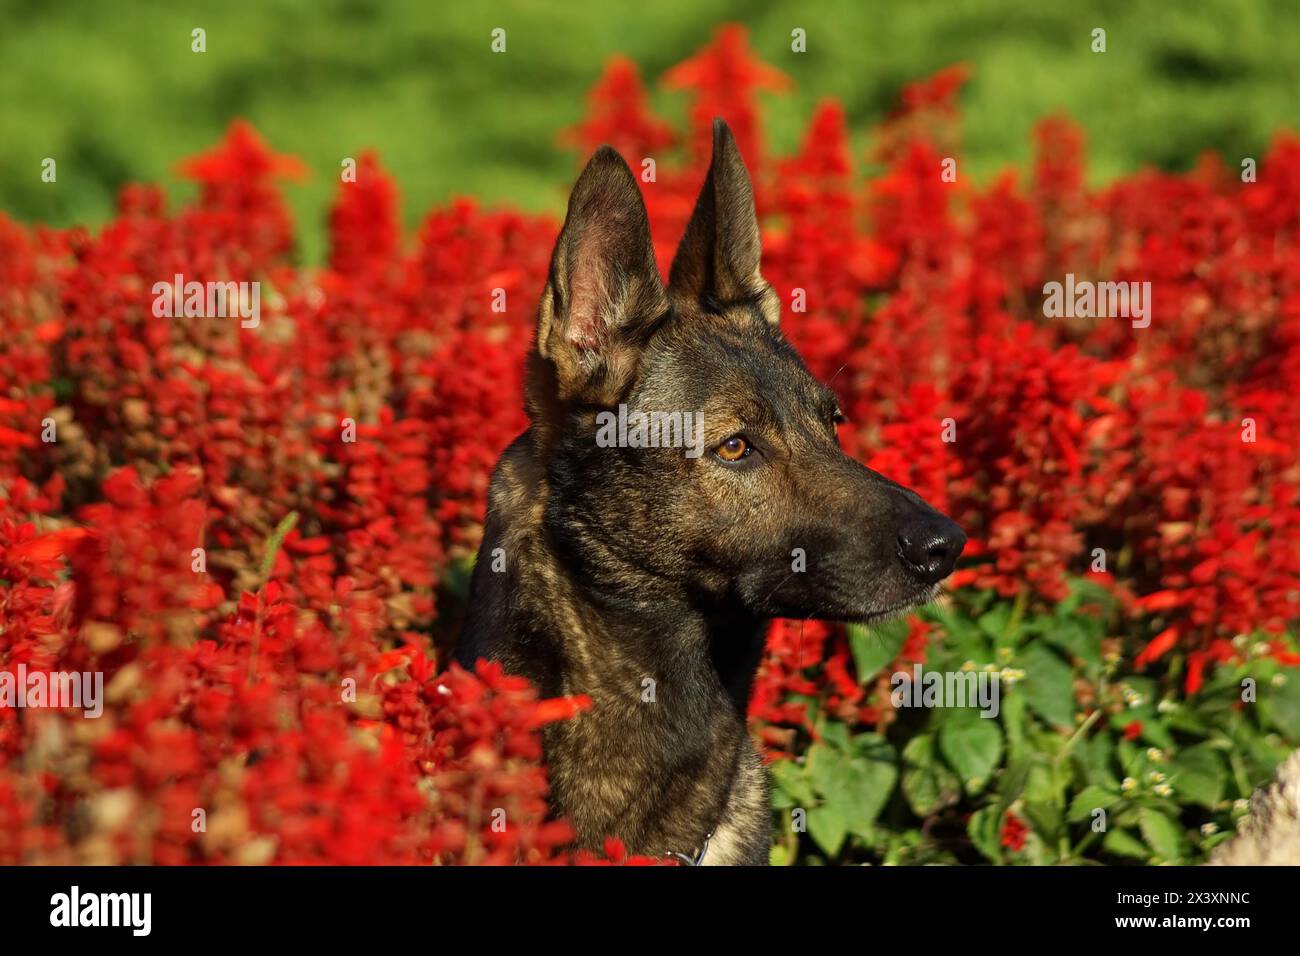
xmin=715 ymin=435 xmax=751 ymax=462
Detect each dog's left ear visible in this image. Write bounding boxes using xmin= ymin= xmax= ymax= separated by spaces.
xmin=668 ymin=119 xmax=780 ymax=325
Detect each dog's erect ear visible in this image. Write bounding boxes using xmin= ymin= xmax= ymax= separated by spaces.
xmin=534 ymin=146 xmax=668 ymax=406
xmin=668 ymin=119 xmax=780 ymax=325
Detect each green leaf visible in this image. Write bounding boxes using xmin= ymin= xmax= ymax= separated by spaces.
xmin=1022 ymin=799 xmax=1062 ymax=844
xmin=1134 ymin=711 xmax=1176 ymax=750
xmin=924 ymin=601 xmax=980 ymax=641
xmin=1262 ymin=670 xmax=1300 ymax=740
xmin=1067 ymin=785 xmax=1119 ymax=822
xmin=1165 ymin=707 xmax=1210 ymax=735
xmin=1077 ymin=729 xmax=1120 ymax=789
xmin=842 ymin=756 xmax=898 ymax=833
xmin=806 ymin=743 xmax=842 ymax=797
xmin=259 ymin=510 xmax=299 ymax=580
xmin=996 ymin=756 xmax=1032 ymax=812
xmin=939 ymin=717 xmax=1004 ymax=794
xmin=770 ymin=759 xmax=816 ymax=808
xmin=1023 ymin=759 xmax=1058 ymax=804
xmin=1138 ymin=807 xmax=1186 ymax=863
xmin=807 ymin=736 xmax=898 ymax=834
xmin=1103 ymin=828 xmax=1150 ymax=860
xmin=850 ymin=734 xmax=901 ymax=828
xmin=1019 ymin=641 xmax=1076 ymax=729
xmin=967 ymin=805 xmax=1003 ymax=863
xmin=847 ymin=618 xmax=909 ymax=684
xmin=977 ymin=603 xmax=1012 ymax=641
xmin=902 ymin=763 xmax=959 ymax=818
xmin=854 ymin=732 xmax=897 ymax=763
xmin=902 ymin=734 xmax=935 ymax=764
xmin=1224 ymin=717 xmax=1292 ymax=770
xmin=1001 ymin=690 xmax=1028 ymax=756
xmin=1042 ymin=619 xmax=1102 ymax=677
xmin=807 ymin=804 xmax=849 ymax=857
xmin=901 ymin=735 xmax=960 ymax=816
xmin=1060 ymin=577 xmax=1118 ymax=617
xmin=817 ymin=718 xmax=853 ymax=753
xmin=1117 ymin=736 xmax=1143 ymax=776
xmin=1168 ymin=744 xmax=1227 ymax=809
xmin=926 ymin=603 xmax=990 ymax=662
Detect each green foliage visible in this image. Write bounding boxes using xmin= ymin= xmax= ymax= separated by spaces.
xmin=5 ymin=0 xmax=1299 ymax=263
xmin=771 ymin=578 xmax=1300 ymax=865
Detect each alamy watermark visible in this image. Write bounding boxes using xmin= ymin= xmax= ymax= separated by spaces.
xmin=891 ymin=664 xmax=1000 ymax=718
xmin=0 ymin=665 xmax=103 ymax=718
xmin=50 ymin=886 xmax=151 ymax=936
xmin=1042 ymin=273 xmax=1151 ymax=328
xmin=152 ymin=273 xmax=260 ymax=328
xmin=595 ymin=404 xmax=705 ymax=458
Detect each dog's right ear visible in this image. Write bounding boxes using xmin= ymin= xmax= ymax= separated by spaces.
xmin=532 ymin=146 xmax=668 ymax=408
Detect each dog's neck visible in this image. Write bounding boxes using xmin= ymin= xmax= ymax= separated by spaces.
xmin=546 ymin=558 xmax=768 ymax=715
xmin=467 ymin=516 xmax=766 ymax=713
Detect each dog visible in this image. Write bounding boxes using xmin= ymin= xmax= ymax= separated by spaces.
xmin=455 ymin=119 xmax=966 ymax=865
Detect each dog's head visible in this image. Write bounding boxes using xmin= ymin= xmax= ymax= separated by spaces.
xmin=527 ymin=119 xmax=965 ymax=624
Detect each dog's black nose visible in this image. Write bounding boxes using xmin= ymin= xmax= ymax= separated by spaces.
xmin=897 ymin=515 xmax=966 ymax=584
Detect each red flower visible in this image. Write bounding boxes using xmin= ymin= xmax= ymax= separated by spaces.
xmin=662 ymin=25 xmax=790 ymax=169
xmin=1000 ymin=812 xmax=1029 ymax=852
xmin=563 ymin=56 xmax=675 ymax=161
xmin=527 ymin=695 xmax=595 ymax=729
xmin=1134 ymin=627 xmax=1180 ymax=668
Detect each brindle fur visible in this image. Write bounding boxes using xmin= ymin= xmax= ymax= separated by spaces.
xmin=457 ymin=120 xmax=965 ymax=865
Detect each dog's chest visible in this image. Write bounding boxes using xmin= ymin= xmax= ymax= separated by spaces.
xmin=695 ymin=740 xmax=770 ymax=865
xmin=542 ymin=691 xmax=770 ymax=863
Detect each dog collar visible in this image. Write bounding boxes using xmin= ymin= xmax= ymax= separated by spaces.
xmin=670 ymin=829 xmax=714 ymax=866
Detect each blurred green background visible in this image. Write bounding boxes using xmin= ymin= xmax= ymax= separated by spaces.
xmin=3 ymin=0 xmax=1297 ymax=263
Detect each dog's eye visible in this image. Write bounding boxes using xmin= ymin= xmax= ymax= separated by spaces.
xmin=715 ymin=435 xmax=752 ymax=463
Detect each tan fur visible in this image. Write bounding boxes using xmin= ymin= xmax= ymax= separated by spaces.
xmin=699 ymin=743 xmax=769 ymax=865
xmin=1209 ymin=749 xmax=1300 ymax=866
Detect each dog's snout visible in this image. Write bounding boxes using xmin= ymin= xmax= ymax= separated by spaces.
xmin=896 ymin=514 xmax=966 ymax=585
